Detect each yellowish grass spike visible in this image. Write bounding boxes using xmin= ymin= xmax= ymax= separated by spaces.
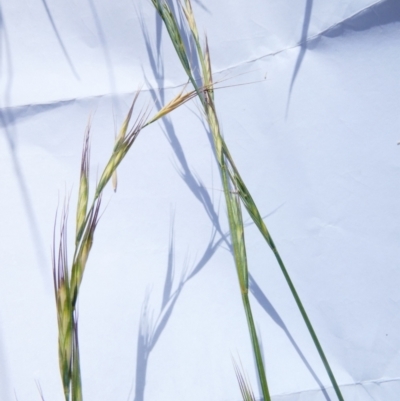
xmin=204 ymin=37 xmax=212 ymax=83
xmin=181 ymin=0 xmax=199 ymax=42
xmin=111 ymin=94 xmax=138 ymax=193
xmin=204 ymin=37 xmax=214 ymax=100
xmin=112 ymin=170 xmax=118 ymax=192
xmin=76 ymin=118 xmax=91 ymax=244
xmin=145 ymin=86 xmax=197 ymax=126
xmin=181 ymin=0 xmax=210 ymax=91
xmin=71 ymin=194 xmax=102 ymax=307
xmin=95 ymin=92 xmax=143 ymax=197
xmin=116 ymin=100 xmax=135 ymax=144
xmin=204 ymin=97 xmax=223 ymax=160
xmin=53 ymin=203 xmax=73 ymax=401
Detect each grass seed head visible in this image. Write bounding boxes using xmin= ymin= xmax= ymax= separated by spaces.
xmin=145 ymin=87 xmax=197 ymax=126
xmin=204 ymin=37 xmax=214 ymax=93
xmin=156 ymin=1 xmax=192 ymax=77
xmin=76 ymin=122 xmax=91 ymax=244
xmin=53 ymin=204 xmax=73 ymax=401
xmin=71 ymin=195 xmax=102 ymax=306
xmin=95 ymin=92 xmax=146 ymax=197
xmin=110 ymin=99 xmax=136 ymax=194
xmin=182 ymin=0 xmax=199 ymax=42
xmin=112 ymin=170 xmax=118 ymax=192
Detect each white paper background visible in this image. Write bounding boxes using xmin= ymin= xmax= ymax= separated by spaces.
xmin=0 ymin=0 xmax=399 ymax=400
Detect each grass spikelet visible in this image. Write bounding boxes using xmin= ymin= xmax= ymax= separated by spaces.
xmin=180 ymin=0 xmax=212 ymax=102
xmin=111 ymin=98 xmax=137 ymax=192
xmin=70 ymin=194 xmax=102 ymax=307
xmin=151 ymin=0 xmax=192 ymax=77
xmin=111 ymin=170 xmax=118 ymax=193
xmin=144 ymin=85 xmax=197 ymax=126
xmin=182 ymin=0 xmax=199 ymax=43
xmin=76 ymin=120 xmax=91 ymax=244
xmin=116 ymin=100 xmax=136 ymax=144
xmin=53 ymin=203 xmax=73 ymax=401
xmin=95 ymin=92 xmax=149 ymax=198
xmin=203 ymin=37 xmax=214 ymax=99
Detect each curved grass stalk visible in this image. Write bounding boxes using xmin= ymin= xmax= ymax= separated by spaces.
xmin=52 ymin=87 xmax=207 ymax=401
xmin=151 ymin=1 xmax=344 ymax=400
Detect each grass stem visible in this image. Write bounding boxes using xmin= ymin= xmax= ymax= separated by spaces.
xmin=151 ymin=1 xmax=344 ymax=400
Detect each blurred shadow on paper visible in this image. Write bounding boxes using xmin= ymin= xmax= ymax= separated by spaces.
xmin=39 ymin=0 xmax=80 ymax=80
xmin=286 ymin=0 xmax=400 ymax=117
xmin=132 ymin=215 xmax=225 ymax=401
xmin=191 ymin=0 xmax=210 ymax=13
xmin=87 ymin=0 xmax=117 ymax=99
xmin=0 ymin=316 xmax=11 ymax=401
xmin=138 ymin=7 xmax=227 ymax=244
xmin=323 ymin=0 xmax=400 ymax=37
xmin=249 ymin=274 xmax=332 ymax=401
xmin=0 ymin=6 xmax=48 ymax=280
xmin=286 ymin=0 xmax=313 ymax=117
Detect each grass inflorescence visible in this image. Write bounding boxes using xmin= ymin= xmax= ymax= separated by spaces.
xmin=52 ymin=85 xmax=211 ymax=401
xmin=151 ymin=1 xmax=345 ymax=400
xmin=51 ymin=2 xmax=344 ymax=400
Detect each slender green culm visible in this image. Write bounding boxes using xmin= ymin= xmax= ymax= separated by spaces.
xmin=151 ymin=1 xmax=271 ymax=400
xmin=222 ymin=163 xmax=271 ymax=401
xmin=71 ymin=315 xmax=82 ymax=401
xmin=152 ymin=1 xmax=344 ymax=400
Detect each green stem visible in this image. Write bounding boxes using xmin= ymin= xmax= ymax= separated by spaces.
xmin=242 ymin=293 xmax=271 ymax=401
xmin=219 ymin=125 xmax=272 ymax=401
xmin=152 ymin=2 xmax=344 ymax=400
xmin=271 ymin=248 xmax=344 ymax=401
xmin=228 ymin=160 xmax=345 ymax=401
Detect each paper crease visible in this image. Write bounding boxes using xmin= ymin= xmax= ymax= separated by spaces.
xmin=270 ymin=375 xmax=400 ymax=400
